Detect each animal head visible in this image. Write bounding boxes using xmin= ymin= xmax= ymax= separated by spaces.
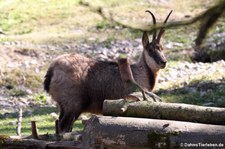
xmin=142 ymin=10 xmax=172 ymax=70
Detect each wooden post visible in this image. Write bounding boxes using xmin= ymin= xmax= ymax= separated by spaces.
xmin=16 ymin=108 xmax=22 ymax=136
xmin=55 ymin=120 xmax=59 ymax=135
xmin=31 ymin=121 xmax=38 ymax=139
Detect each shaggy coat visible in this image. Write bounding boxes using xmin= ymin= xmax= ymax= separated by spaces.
xmin=44 ymin=10 xmax=172 ymax=132
xmin=44 ymin=51 xmax=162 ymax=132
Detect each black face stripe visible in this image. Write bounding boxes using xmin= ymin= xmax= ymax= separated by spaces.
xmin=146 ymin=46 xmax=165 ymax=64
xmin=153 ymin=51 xmax=163 ymax=64
xmin=143 ymin=54 xmax=155 ymax=91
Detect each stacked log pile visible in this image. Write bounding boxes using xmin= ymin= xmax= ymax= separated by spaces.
xmin=1 ymin=95 xmax=225 ymax=148
xmin=82 ymin=98 xmax=225 ymax=148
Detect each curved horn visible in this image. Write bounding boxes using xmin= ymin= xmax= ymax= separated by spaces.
xmin=156 ymin=10 xmax=173 ymax=43
xmin=145 ymin=10 xmax=157 ymax=41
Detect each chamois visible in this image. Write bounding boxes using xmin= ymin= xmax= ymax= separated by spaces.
xmin=44 ymin=10 xmax=172 ymax=132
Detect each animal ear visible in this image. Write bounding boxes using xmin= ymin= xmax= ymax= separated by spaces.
xmin=142 ymin=31 xmax=149 ymax=49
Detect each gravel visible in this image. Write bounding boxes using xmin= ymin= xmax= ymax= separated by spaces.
xmin=159 ymin=60 xmax=225 ymax=85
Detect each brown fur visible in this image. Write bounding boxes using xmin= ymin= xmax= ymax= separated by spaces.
xmin=45 ymin=51 xmax=163 ymax=132
xmin=44 ymin=11 xmax=172 ymax=132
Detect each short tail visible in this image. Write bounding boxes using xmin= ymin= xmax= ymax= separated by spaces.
xmin=44 ymin=68 xmax=53 ymax=93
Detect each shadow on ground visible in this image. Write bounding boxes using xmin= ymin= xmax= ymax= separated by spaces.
xmin=157 ymin=79 xmax=225 ymax=107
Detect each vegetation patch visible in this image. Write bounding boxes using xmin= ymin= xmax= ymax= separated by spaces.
xmin=0 ymin=107 xmax=83 ymax=136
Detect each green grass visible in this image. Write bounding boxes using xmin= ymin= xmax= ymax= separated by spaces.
xmin=0 ymin=0 xmax=80 ymax=35
xmin=0 ymin=107 xmax=83 ymax=136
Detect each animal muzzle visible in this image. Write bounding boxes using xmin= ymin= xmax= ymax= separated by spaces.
xmin=158 ymin=60 xmax=167 ymax=69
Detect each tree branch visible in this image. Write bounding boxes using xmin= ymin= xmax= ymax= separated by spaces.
xmin=80 ymin=0 xmax=225 ymax=45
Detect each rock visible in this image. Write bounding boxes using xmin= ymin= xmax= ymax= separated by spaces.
xmin=50 ymin=112 xmax=58 ymax=120
xmin=78 ymin=114 xmax=89 ymax=121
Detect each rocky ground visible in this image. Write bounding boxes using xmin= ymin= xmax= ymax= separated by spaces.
xmin=0 ymin=38 xmax=225 ymax=114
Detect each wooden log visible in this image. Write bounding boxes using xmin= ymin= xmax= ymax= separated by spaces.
xmin=103 ymin=98 xmax=225 ymax=125
xmin=1 ymin=137 xmax=48 ymax=149
xmin=1 ymin=136 xmax=82 ymax=149
xmin=82 ymin=115 xmax=225 ymax=149
xmin=46 ymin=141 xmax=82 ymax=149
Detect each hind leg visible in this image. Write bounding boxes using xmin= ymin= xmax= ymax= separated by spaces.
xmin=58 ymin=105 xmax=64 ymax=121
xmin=58 ymin=95 xmax=85 ymax=133
xmin=59 ymin=109 xmax=82 ymax=133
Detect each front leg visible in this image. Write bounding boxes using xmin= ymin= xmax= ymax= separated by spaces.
xmin=117 ymin=57 xmax=162 ymax=102
xmin=141 ymin=90 xmax=162 ymax=102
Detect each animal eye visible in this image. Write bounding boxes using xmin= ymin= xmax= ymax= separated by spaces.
xmin=156 ymin=45 xmax=162 ymax=51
